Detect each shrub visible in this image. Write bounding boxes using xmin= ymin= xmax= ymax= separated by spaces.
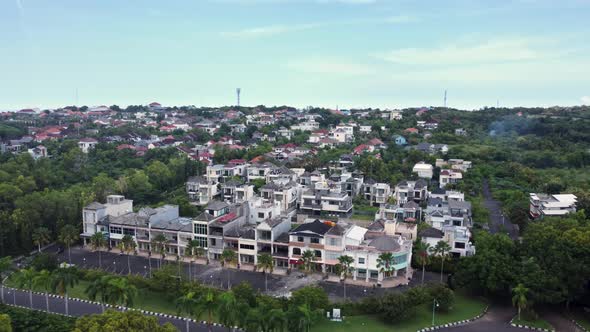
xmin=0 ymin=304 xmax=76 ymax=332
xmin=379 ymin=293 xmax=416 ymax=323
xmin=30 ymin=253 xmax=58 ymax=272
xmin=428 ymin=284 xmax=455 ymax=312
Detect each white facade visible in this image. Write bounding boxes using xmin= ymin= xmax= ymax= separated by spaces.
xmin=412 ymin=162 xmax=434 ymax=179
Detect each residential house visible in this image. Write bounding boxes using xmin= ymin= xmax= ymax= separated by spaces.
xmin=186 ymin=176 xmax=219 ymax=205
xmin=412 ymin=162 xmax=434 ymax=179
xmin=361 ymin=179 xmax=391 ymax=206
xmin=529 ymin=193 xmax=577 ymax=219
xmin=78 ymin=138 xmax=98 ymax=153
xmin=439 ymin=169 xmax=463 ymax=188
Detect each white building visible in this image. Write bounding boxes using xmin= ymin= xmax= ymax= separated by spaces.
xmin=529 ymin=193 xmax=577 ymax=219
xmin=78 ymin=138 xmax=98 ymax=153
xmin=412 ymin=162 xmax=434 ymax=179
xmin=439 ymin=170 xmax=463 ymax=188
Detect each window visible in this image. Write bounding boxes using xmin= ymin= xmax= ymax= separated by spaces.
xmin=123 ymin=228 xmax=135 ymax=236
xmin=109 ymin=227 xmax=122 ymax=234
xmin=194 ymin=236 xmax=207 ymax=248
xmin=328 ymin=238 xmax=341 ymax=246
xmin=258 ymin=212 xmax=265 ymax=219
xmin=240 ymin=244 xmax=255 ymax=250
xmin=314 ymin=250 xmax=322 ymax=258
xmin=210 ymin=238 xmax=217 ymax=246
xmin=310 ymin=238 xmax=320 ymax=244
xmin=194 ymin=224 xmax=207 ymax=235
xmin=297 ymin=236 xmax=304 ymax=242
xmin=358 ymin=257 xmax=365 ymax=264
xmin=292 ymin=248 xmax=301 ymax=255
xmin=454 ymin=242 xmax=466 ymax=249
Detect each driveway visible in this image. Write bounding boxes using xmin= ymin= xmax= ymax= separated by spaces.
xmin=443 ymin=305 xmax=522 ymax=332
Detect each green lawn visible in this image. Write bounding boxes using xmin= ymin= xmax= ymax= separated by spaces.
xmin=312 ymin=294 xmax=486 ymax=332
xmin=351 ymin=214 xmax=375 ymax=221
xmin=512 ymin=317 xmax=553 ymax=330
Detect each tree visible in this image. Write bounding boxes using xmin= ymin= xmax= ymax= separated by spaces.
xmin=105 ymin=276 xmax=138 ymax=307
xmin=32 ymin=227 xmax=51 ymax=253
xmin=89 ymin=232 xmax=107 ymax=270
xmin=376 ymin=252 xmax=395 ymax=280
xmin=430 ymin=241 xmax=452 ymax=283
xmin=176 ymin=291 xmax=199 ymax=332
xmin=221 ymin=249 xmax=237 ymax=289
xmin=184 ymin=239 xmax=201 ymax=282
xmin=151 ymin=234 xmax=168 ymax=268
xmin=512 ymin=283 xmax=529 ymax=321
xmin=33 ymin=269 xmax=53 ymax=313
xmin=217 ymin=291 xmax=238 ymax=332
xmin=0 ymin=256 xmax=11 ymax=304
xmin=337 ymin=255 xmax=354 ymax=301
xmin=73 ymin=310 xmax=177 ymax=332
xmin=120 ymin=234 xmax=136 ymax=275
xmin=415 ymin=242 xmax=431 ymax=285
xmin=197 ymin=290 xmax=217 ymax=332
xmin=300 ymin=250 xmax=315 ymax=274
xmin=0 ymin=314 xmax=10 ymax=332
xmin=290 ymin=286 xmax=329 ymax=311
xmin=13 ymin=268 xmax=36 ymax=308
xmin=85 ymin=275 xmax=110 ymax=313
xmin=256 ymin=253 xmax=274 ymax=292
xmin=50 ymin=267 xmax=79 ymax=316
xmin=58 ymin=224 xmax=79 ymax=264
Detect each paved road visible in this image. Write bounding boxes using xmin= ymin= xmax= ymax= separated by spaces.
xmin=53 ymin=246 xmax=434 ymax=302
xmin=482 ymin=179 xmax=519 ymax=240
xmin=539 ymin=308 xmax=584 ymax=332
xmin=442 ymin=305 xmax=522 ymax=332
xmin=1 ymin=286 xmax=229 ymax=332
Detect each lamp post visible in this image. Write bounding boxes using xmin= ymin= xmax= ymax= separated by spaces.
xmin=432 ymin=299 xmax=439 ymax=326
xmin=113 ymin=261 xmax=116 ymax=273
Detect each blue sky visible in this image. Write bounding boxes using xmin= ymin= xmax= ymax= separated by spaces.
xmin=1 ymin=0 xmax=589 ymax=110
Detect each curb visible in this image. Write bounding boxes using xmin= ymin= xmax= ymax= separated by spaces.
xmin=509 ymin=315 xmax=555 ymax=332
xmin=5 ymin=286 xmax=245 ymax=331
xmin=416 ymin=305 xmax=489 ymax=331
xmin=570 ymin=318 xmax=589 ymax=332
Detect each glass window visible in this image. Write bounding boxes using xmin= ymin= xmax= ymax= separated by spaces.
xmin=358 ymin=257 xmax=365 ymax=264
xmin=297 ymin=236 xmax=304 ymax=242
xmin=314 ymin=250 xmax=322 ymax=258
xmin=194 ymin=224 xmax=208 ymax=235
xmin=292 ymin=248 xmax=301 ymax=255
xmin=310 ymin=238 xmax=320 ymax=244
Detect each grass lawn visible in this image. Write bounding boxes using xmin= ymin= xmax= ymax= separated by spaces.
xmin=351 ymin=214 xmax=375 ymax=221
xmin=312 ymin=294 xmax=486 ymax=332
xmin=512 ymin=316 xmax=553 ymax=330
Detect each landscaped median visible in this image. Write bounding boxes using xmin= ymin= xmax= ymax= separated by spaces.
xmin=312 ymin=293 xmax=487 ymax=332
xmin=510 ymin=316 xmax=554 ymax=332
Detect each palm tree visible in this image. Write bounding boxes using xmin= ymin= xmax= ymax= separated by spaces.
xmin=120 ymin=234 xmax=136 ymax=275
xmin=184 ymin=240 xmax=197 ymax=281
xmin=89 ymin=232 xmax=107 ymax=270
xmin=430 ymin=240 xmax=452 ymax=283
xmin=217 ymin=291 xmax=238 ymax=332
xmin=197 ymin=290 xmax=218 ymax=332
xmin=33 ymin=269 xmax=52 ymax=312
xmin=58 ymin=224 xmax=79 ymax=265
xmin=265 ymin=308 xmax=287 ymax=332
xmin=32 ymin=227 xmax=51 ymax=253
xmin=14 ymin=268 xmax=36 ymax=308
xmin=221 ymin=249 xmax=237 ymax=289
xmin=0 ymin=256 xmax=12 ymax=304
xmin=151 ymin=234 xmax=168 ymax=268
xmin=512 ymin=283 xmax=529 ymax=321
xmin=376 ymin=252 xmax=396 ymax=280
xmin=415 ymin=242 xmax=431 ymax=285
xmin=297 ymin=303 xmax=314 ymax=332
xmin=85 ymin=275 xmax=110 ymax=312
xmin=104 ymin=276 xmax=137 ymax=307
xmin=257 ymin=253 xmax=274 ymax=292
xmin=300 ymin=250 xmax=315 ymax=274
xmin=51 ymin=267 xmax=79 ymax=316
xmin=337 ymin=255 xmax=354 ymax=301
xmin=176 ymin=291 xmax=199 ymax=332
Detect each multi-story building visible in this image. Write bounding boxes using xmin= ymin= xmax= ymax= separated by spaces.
xmin=361 ymin=179 xmax=391 ymax=206
xmin=186 ymin=176 xmax=219 ymax=205
xmin=439 ymin=170 xmax=463 ymax=188
xmin=435 ymin=159 xmax=472 ymax=172
xmin=529 ymin=193 xmax=577 ymax=219
xmin=412 ymin=162 xmax=434 ymax=179
xmin=220 ymin=180 xmax=254 ymax=204
xmin=260 ymin=182 xmax=298 ymax=213
xmin=78 ymin=138 xmax=98 ymax=153
xmin=394 ymin=180 xmax=428 ymax=204
xmin=300 ymin=188 xmax=353 ymax=217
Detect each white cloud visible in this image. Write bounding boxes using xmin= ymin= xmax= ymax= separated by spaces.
xmin=220 ymin=23 xmax=324 ymax=38
xmin=581 ymin=96 xmax=590 ymax=105
xmin=286 ymin=58 xmax=374 ymax=75
xmin=374 ymin=38 xmax=564 ymax=65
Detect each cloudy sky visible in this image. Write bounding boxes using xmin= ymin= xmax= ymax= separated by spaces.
xmin=1 ymin=0 xmax=589 ymax=110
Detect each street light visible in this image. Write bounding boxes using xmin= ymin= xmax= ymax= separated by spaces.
xmin=432 ymin=299 xmax=439 ymax=326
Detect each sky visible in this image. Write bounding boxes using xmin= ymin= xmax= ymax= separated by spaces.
xmin=1 ymin=0 xmax=589 ymax=110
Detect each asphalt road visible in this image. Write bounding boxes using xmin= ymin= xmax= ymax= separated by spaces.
xmin=482 ymin=179 xmax=519 ymax=240
xmin=1 ymin=286 xmax=230 ymax=332
xmin=441 ymin=305 xmax=522 ymax=332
